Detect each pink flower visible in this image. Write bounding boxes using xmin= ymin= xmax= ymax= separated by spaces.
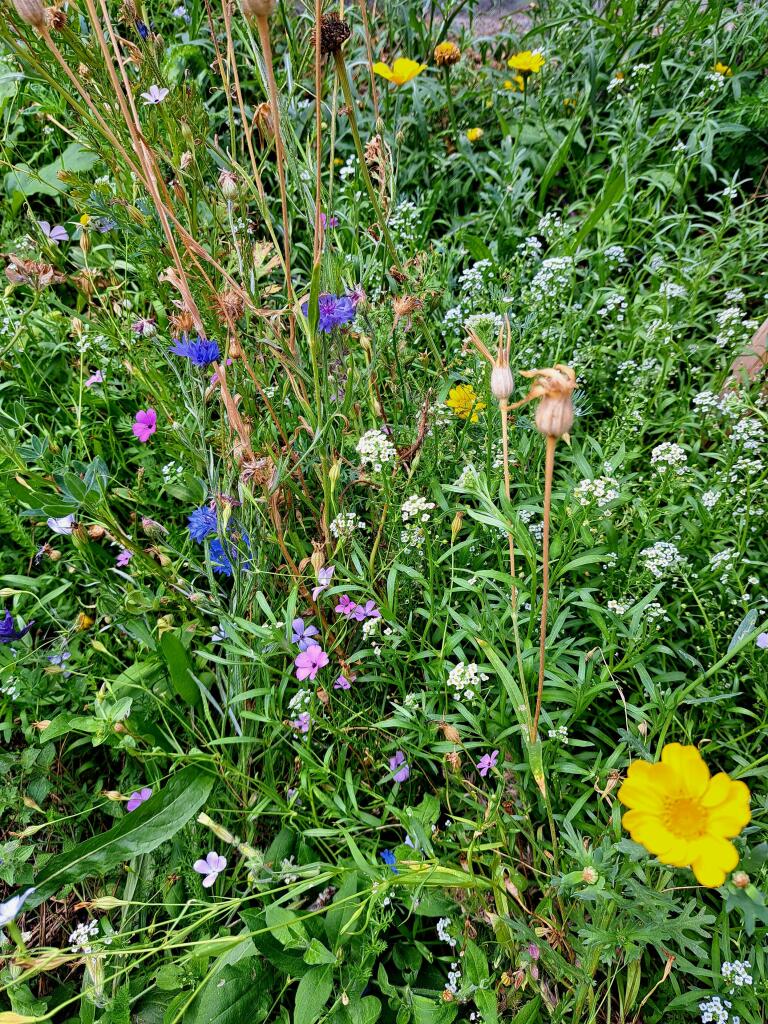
xmin=335 ymin=594 xmax=358 ymax=619
xmin=476 ymin=749 xmax=499 ymax=777
xmin=193 ymin=850 xmax=226 ymax=887
xmin=116 ymin=548 xmax=133 ymax=567
xmin=294 ymin=644 xmax=329 ymax=681
xmin=132 ymin=408 xmax=157 ymax=443
xmin=85 ymin=370 xmax=104 ymax=388
xmin=126 ymin=787 xmax=152 ymax=811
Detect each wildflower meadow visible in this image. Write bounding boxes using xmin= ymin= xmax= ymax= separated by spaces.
xmin=1 ymin=0 xmax=767 ymax=1021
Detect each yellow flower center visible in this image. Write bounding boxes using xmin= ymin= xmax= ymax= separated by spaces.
xmin=664 ymin=797 xmax=708 ymax=840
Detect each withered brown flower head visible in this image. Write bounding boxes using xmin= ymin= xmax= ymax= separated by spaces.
xmin=169 ymin=307 xmax=195 ymax=335
xmin=518 ymin=364 xmax=578 ymax=438
xmin=13 ymin=0 xmax=46 ymax=27
xmin=215 ymin=288 xmax=245 ymax=325
xmin=240 ymin=0 xmax=276 ymax=17
xmin=253 ymin=101 xmax=274 ymax=143
xmin=434 ymin=41 xmax=461 ymax=67
xmin=392 ymin=294 xmax=423 ymax=330
xmin=313 ymin=12 xmax=351 ymax=55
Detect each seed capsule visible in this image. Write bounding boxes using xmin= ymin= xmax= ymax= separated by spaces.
xmin=13 ymin=0 xmax=46 ymax=28
xmin=240 ymin=0 xmax=276 ymax=17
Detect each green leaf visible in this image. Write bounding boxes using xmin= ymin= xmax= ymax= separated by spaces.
xmin=570 ymin=160 xmax=626 ymax=251
xmin=5 ymin=142 xmax=99 ymax=202
xmin=474 ymin=990 xmax=498 ymax=1024
xmin=294 ymin=965 xmax=333 ymax=1024
xmin=29 ymin=766 xmax=214 ymax=905
xmin=160 ymin=631 xmax=199 ymax=706
xmin=240 ymin=910 xmax=311 ymax=977
xmin=303 ymin=938 xmax=337 ymax=965
xmin=184 ymin=961 xmax=270 ymax=1024
xmin=510 ymin=997 xmax=540 ymax=1024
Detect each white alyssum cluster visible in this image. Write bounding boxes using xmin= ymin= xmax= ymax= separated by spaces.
xmin=548 ymin=725 xmax=569 ymax=743
xmin=715 ymin=307 xmax=758 ymax=350
xmin=573 ymin=476 xmax=620 ymax=511
xmin=701 ymin=489 xmax=721 ymax=510
xmin=537 ymin=210 xmax=563 ymax=241
xmin=597 ymin=292 xmax=628 ymax=323
xmin=701 ymin=69 xmax=728 ymax=93
xmin=650 ymin=442 xmax=687 ymax=475
xmin=401 ymin=495 xmax=436 ymax=523
xmin=640 ymin=541 xmax=685 ymax=579
xmin=288 ymin=689 xmax=311 ymax=713
xmin=604 ymin=244 xmax=627 ymax=265
xmin=526 ymin=256 xmax=575 ymax=305
xmin=721 ymin=960 xmax=753 ymax=992
xmin=693 ymin=390 xmax=744 ymax=420
xmin=709 ymin=548 xmax=737 ymax=582
xmin=69 ymin=920 xmax=101 ymax=954
xmin=388 ymin=200 xmax=421 ymax=246
xmin=436 ymin=917 xmax=457 ymax=947
xmin=330 ymin=511 xmax=366 ymax=541
xmin=447 ymin=661 xmax=488 ymax=702
xmin=730 ymin=418 xmax=765 ymax=451
xmin=699 ymin=996 xmax=738 ymax=1024
xmin=659 ymin=281 xmax=687 ymax=300
xmin=356 ymin=429 xmax=396 ymax=473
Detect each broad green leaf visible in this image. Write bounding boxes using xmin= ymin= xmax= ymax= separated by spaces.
xmin=510 ymin=997 xmax=540 ymax=1024
xmin=570 ymin=161 xmax=626 ymax=251
xmin=160 ymin=631 xmax=199 ymax=705
xmin=294 ymin=965 xmax=333 ymax=1024
xmin=184 ymin=961 xmax=270 ymax=1024
xmin=5 ymin=142 xmax=99 ymax=202
xmin=29 ymin=766 xmax=214 ymax=905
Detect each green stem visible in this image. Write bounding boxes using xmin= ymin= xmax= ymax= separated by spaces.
xmin=443 ymin=66 xmax=458 ymax=146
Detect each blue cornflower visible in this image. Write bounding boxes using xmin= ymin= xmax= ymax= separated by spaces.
xmin=380 ymin=850 xmax=398 ymax=873
xmin=170 ymin=335 xmax=221 ymax=367
xmin=210 ymin=533 xmax=251 ymax=577
xmin=188 ymin=505 xmax=218 ymax=543
xmin=136 ymin=19 xmax=149 ymax=39
xmin=301 ymin=293 xmax=356 ymax=334
xmin=0 ymin=610 xmax=34 ymax=644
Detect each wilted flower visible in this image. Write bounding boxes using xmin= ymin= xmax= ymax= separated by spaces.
xmin=373 ymin=57 xmax=427 ymax=86
xmin=334 ymin=673 xmax=353 ymax=690
xmin=126 ymin=787 xmax=152 ymax=811
xmin=131 ymin=317 xmax=156 ymax=336
xmin=47 ymin=513 xmax=76 ymax=535
xmin=141 ymin=84 xmax=169 ymax=104
xmin=313 ymin=11 xmax=351 ymax=55
xmin=193 ymin=851 xmax=226 ymax=887
xmin=312 ymin=565 xmax=334 ymax=601
xmin=85 ymin=370 xmax=104 ymax=387
xmin=516 ymin=364 xmax=577 ymax=438
xmin=132 ymin=408 xmax=157 ymax=442
xmin=115 ymin=548 xmax=133 ymax=567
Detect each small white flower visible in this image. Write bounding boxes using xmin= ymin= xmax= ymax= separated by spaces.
xmin=0 ymin=888 xmax=35 ymax=928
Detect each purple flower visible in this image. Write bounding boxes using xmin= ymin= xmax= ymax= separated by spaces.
xmin=38 ymin=221 xmax=69 ymax=244
xmin=141 ymin=84 xmax=169 ymax=105
xmin=389 ymin=750 xmax=409 ymax=783
xmin=85 ymin=370 xmax=104 ymax=388
xmin=527 ymin=943 xmax=540 ymax=960
xmin=126 ymin=787 xmax=152 ymax=811
xmin=131 ymin=317 xmax=156 ymax=336
xmin=301 ymin=293 xmax=356 ymax=334
xmin=116 ymin=548 xmax=133 ymax=567
xmin=334 ymin=673 xmax=354 ymax=690
xmin=170 ymin=335 xmax=221 ymax=367
xmin=132 ymin=408 xmax=157 ymax=442
xmin=312 ymin=565 xmax=334 ymax=601
xmin=210 ymin=358 xmax=233 ymax=385
xmin=359 ymin=600 xmax=381 ymax=620
xmin=193 ymin=850 xmax=226 ymax=887
xmin=334 ymin=594 xmax=358 ymax=619
xmin=136 ymin=19 xmax=149 ymax=39
xmin=0 ymin=609 xmax=34 ymax=644
xmin=476 ymin=749 xmax=499 ymax=778
xmin=380 ymin=850 xmax=398 ymax=873
xmin=290 ymin=711 xmax=311 ymax=734
xmin=47 ymin=514 xmax=76 ymax=535
xmin=295 ymin=644 xmax=329 ymax=681
xmin=347 ymin=285 xmax=366 ymax=307
xmin=757 ymin=632 xmax=768 ymax=650
xmin=320 ymin=213 xmax=339 ymax=229
xmin=291 ymin=617 xmax=320 ymax=651
xmin=210 ymin=534 xmax=250 ymax=577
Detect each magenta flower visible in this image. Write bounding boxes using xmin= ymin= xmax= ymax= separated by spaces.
xmin=389 ymin=750 xmax=410 ymax=783
xmin=116 ymin=548 xmax=133 ymax=567
xmin=757 ymin=632 xmax=768 ymax=650
xmin=320 ymin=213 xmax=339 ymax=229
xmin=38 ymin=220 xmax=69 ymax=244
xmin=334 ymin=673 xmax=354 ymax=690
xmin=335 ymin=594 xmax=358 ymax=619
xmin=193 ymin=850 xmax=226 ymax=887
xmin=210 ymin=358 xmax=233 ymax=385
xmin=357 ymin=600 xmax=381 ymax=620
xmin=312 ymin=565 xmax=334 ymax=601
xmin=476 ymin=749 xmax=499 ymax=777
xmin=132 ymin=408 xmax=157 ymax=443
xmin=85 ymin=370 xmax=104 ymax=388
xmin=291 ymin=617 xmax=320 ymax=651
xmin=290 ymin=711 xmax=311 ymax=734
xmin=126 ymin=786 xmax=152 ymax=811
xmin=131 ymin=317 xmax=156 ymax=336
xmin=294 ymin=644 xmax=329 ymax=681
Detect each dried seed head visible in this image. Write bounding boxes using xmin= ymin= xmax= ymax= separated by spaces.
xmin=310 ymin=541 xmax=326 ymax=576
xmin=240 ymin=0 xmax=276 ymax=17
xmin=438 ymin=721 xmax=461 ymax=743
xmin=445 ymin=750 xmax=461 ymax=774
xmin=169 ymin=307 xmax=195 ymax=335
xmin=218 ymin=169 xmax=239 ymax=199
xmin=467 ymin=317 xmax=514 ymax=403
xmin=491 ymin=365 xmax=514 ymax=402
xmin=434 ymin=41 xmax=461 ymax=67
xmin=12 ymin=0 xmax=46 ymax=28
xmin=215 ymin=288 xmax=245 ymax=325
xmin=518 ymin=364 xmax=577 ymax=438
xmin=253 ymin=101 xmax=274 ymax=143
xmin=87 ymin=524 xmax=106 ymax=539
xmin=392 ymin=294 xmax=422 ymax=329
xmin=47 ymin=5 xmax=67 ymax=29
xmin=313 ymin=12 xmax=351 ymax=55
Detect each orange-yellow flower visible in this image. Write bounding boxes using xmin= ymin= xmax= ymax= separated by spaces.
xmin=507 ymin=50 xmax=545 ymax=74
xmin=446 ymin=383 xmax=485 ymax=422
xmin=465 ymin=127 xmax=484 ymax=143
xmin=434 ymin=41 xmax=461 ymax=67
xmin=713 ymin=61 xmax=732 ymax=76
xmin=619 ymin=743 xmax=751 ymax=887
xmin=504 ymin=75 xmax=525 ymax=92
xmin=372 ymin=57 xmax=427 ymax=86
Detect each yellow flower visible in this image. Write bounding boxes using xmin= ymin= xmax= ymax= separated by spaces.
xmin=446 ymin=383 xmax=485 ymax=422
xmin=503 ymin=75 xmax=525 ymax=92
xmin=79 ymin=213 xmax=91 ymax=227
xmin=372 ymin=57 xmax=427 ymax=86
xmin=465 ymin=127 xmax=484 ymax=143
xmin=619 ymin=743 xmax=751 ymax=887
xmin=507 ymin=50 xmax=545 ymax=74
xmin=434 ymin=41 xmax=461 ymax=67
xmin=713 ymin=61 xmax=732 ymax=76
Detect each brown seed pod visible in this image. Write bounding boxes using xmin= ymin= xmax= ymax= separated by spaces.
xmin=313 ymin=12 xmax=351 ymax=55
xmin=518 ymin=364 xmax=577 ymax=438
xmin=12 ymin=0 xmax=46 ymax=28
xmin=240 ymin=0 xmax=276 ymax=17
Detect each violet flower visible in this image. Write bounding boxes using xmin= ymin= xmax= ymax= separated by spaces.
xmin=141 ymin=84 xmax=169 ymax=105
xmin=290 ymin=711 xmax=311 ymax=734
xmin=320 ymin=213 xmax=339 ymax=229
xmin=335 ymin=594 xmax=358 ymax=619
xmin=291 ymin=617 xmax=320 ymax=651
xmin=380 ymin=850 xmax=398 ymax=873
xmin=301 ymin=293 xmax=356 ymax=334
xmin=126 ymin=787 xmax=152 ymax=811
xmin=0 ymin=610 xmax=34 ymax=644
xmin=170 ymin=335 xmax=221 ymax=367
xmin=757 ymin=632 xmax=768 ymax=650
xmin=389 ymin=750 xmax=410 ymax=783
xmin=294 ymin=644 xmax=329 ymax=681
xmin=132 ymin=408 xmax=157 ymax=443
xmin=334 ymin=673 xmax=354 ymax=690
xmin=47 ymin=514 xmax=76 ymax=535
xmin=193 ymin=851 xmax=226 ymax=887
xmin=116 ymin=548 xmax=133 ymax=567
xmin=38 ymin=221 xmax=69 ymax=244
xmin=85 ymin=370 xmax=104 ymax=388
xmin=476 ymin=749 xmax=499 ymax=778
xmin=312 ymin=565 xmax=334 ymax=601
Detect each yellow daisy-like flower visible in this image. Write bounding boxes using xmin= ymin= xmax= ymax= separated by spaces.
xmin=619 ymin=743 xmax=751 ymax=887
xmin=507 ymin=50 xmax=545 ymax=74
xmin=505 ymin=75 xmax=525 ymax=92
xmin=372 ymin=57 xmax=427 ymax=86
xmin=713 ymin=61 xmax=733 ymax=76
xmin=465 ymin=127 xmax=484 ymax=143
xmin=446 ymin=383 xmax=485 ymax=422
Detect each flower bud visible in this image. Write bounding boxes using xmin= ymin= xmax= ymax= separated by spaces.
xmin=491 ymin=365 xmax=514 ymax=402
xmin=581 ymin=866 xmax=599 ymax=885
xmin=240 ymin=0 xmax=276 ymax=17
xmin=535 ymin=394 xmax=574 ymax=438
xmin=13 ymin=0 xmax=46 ymax=28
xmin=732 ymin=870 xmax=750 ymax=888
xmin=218 ymin=170 xmax=238 ymax=199
xmin=310 ymin=542 xmax=325 ymax=576
xmin=87 ymin=524 xmax=106 ymax=539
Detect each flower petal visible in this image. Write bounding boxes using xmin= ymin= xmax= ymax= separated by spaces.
xmin=660 ymin=743 xmax=710 ymax=796
xmin=193 ymin=859 xmax=209 ymax=874
xmin=690 ymin=836 xmax=738 ymax=887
